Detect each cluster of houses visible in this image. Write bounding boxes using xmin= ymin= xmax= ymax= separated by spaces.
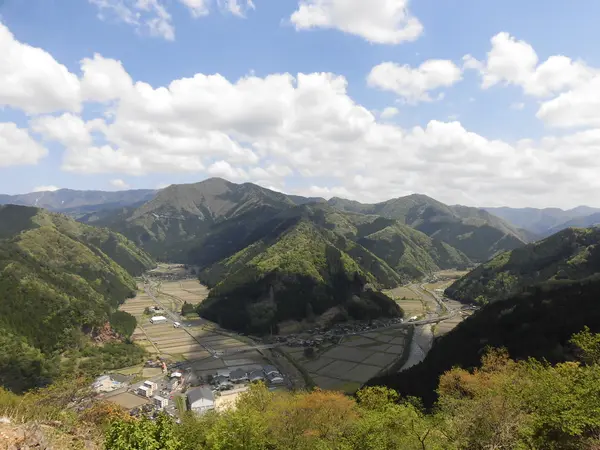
xmin=210 ymin=365 xmax=284 ymax=391
xmin=186 ymin=365 xmax=285 ymax=415
xmin=267 ymin=317 xmax=406 ymax=347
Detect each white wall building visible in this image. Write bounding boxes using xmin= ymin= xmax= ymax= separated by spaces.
xmin=188 ymin=387 xmax=215 ymax=414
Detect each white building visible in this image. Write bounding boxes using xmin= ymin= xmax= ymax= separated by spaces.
xmin=150 ymin=316 xmax=168 ymax=324
xmin=266 ymin=372 xmax=284 ymax=385
xmin=153 ymin=395 xmax=169 ymax=409
xmin=137 ymin=385 xmax=151 ymax=398
xmin=187 ymin=387 xmax=215 ymax=414
xmin=92 ymin=374 xmax=127 ymax=393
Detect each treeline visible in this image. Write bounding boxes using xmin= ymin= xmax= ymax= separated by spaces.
xmin=105 ymin=328 xmax=600 ymax=449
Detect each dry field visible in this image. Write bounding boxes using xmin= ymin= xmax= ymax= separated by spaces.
xmin=108 ymin=392 xmax=149 ymax=409
xmin=434 ymin=269 xmax=470 ymax=279
xmin=289 ymin=329 xmax=409 ymax=393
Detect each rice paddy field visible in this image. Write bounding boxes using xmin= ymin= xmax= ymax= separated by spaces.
xmin=287 ymin=328 xmax=410 ymax=394
xmin=384 ymin=286 xmax=426 ymax=318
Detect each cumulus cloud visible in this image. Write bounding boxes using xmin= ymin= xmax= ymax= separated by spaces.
xmin=0 ymin=123 xmax=48 ymax=168
xmin=466 ymin=32 xmax=600 ymax=130
xmin=0 ymin=23 xmax=81 ymax=114
xmin=33 ymin=185 xmax=60 ymax=192
xmin=6 ymin=23 xmax=600 ymax=207
xmin=110 ymin=179 xmax=131 ymax=189
xmin=290 ymin=0 xmax=423 ymax=45
xmin=380 ymin=107 xmax=399 ymax=119
xmin=464 ymin=32 xmax=595 ymax=97
xmin=368 ymin=60 xmax=462 ymax=103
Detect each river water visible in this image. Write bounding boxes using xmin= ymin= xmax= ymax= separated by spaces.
xmin=399 ymin=324 xmax=434 ymax=371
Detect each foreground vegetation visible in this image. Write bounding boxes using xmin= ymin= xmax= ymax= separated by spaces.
xmin=101 ymin=328 xmax=600 ymax=449
xmin=0 ymin=205 xmax=154 ymax=392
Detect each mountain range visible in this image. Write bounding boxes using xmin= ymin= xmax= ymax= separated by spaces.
xmin=0 ymin=178 xmax=532 ymax=333
xmin=484 ymin=205 xmax=600 ymax=236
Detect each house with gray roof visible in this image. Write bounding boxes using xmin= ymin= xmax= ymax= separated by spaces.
xmin=187 ymin=387 xmax=215 ymax=414
xmin=230 ymin=368 xmax=248 ymax=383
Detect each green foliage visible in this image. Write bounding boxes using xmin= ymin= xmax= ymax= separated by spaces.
xmin=105 ymin=412 xmax=182 ymax=450
xmin=110 ymin=311 xmax=137 ymax=339
xmin=181 ymin=302 xmax=195 ymax=316
xmin=0 ymin=205 xmax=154 ymax=392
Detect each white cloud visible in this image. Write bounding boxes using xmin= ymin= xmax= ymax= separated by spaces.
xmin=80 ymin=54 xmax=133 ymax=102
xmin=465 ymin=32 xmax=596 ymax=97
xmin=466 ymin=32 xmax=600 ymax=130
xmin=110 ymin=179 xmax=131 ymax=189
xmin=368 ymin=60 xmax=462 ymax=103
xmin=89 ymin=0 xmax=254 ymax=40
xmin=89 ymin=0 xmax=175 ymax=40
xmin=207 ymin=160 xmax=249 ymax=181
xmin=290 ymin=0 xmax=423 ymax=45
xmin=380 ymin=107 xmax=399 ymax=119
xmin=511 ymin=102 xmax=525 ymax=110
xmin=178 ymin=0 xmax=210 ymax=17
xmin=217 ymin=0 xmax=255 ymax=17
xmin=0 ymin=23 xmax=81 ymax=114
xmin=8 ymin=22 xmax=600 ymax=207
xmin=0 ymin=123 xmax=48 ymax=168
xmin=33 ymin=185 xmax=60 ymax=192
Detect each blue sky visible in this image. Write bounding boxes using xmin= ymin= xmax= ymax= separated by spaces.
xmin=1 ymin=0 xmax=600 ymax=208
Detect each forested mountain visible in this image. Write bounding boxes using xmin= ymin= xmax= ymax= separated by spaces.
xmin=0 ymin=205 xmax=154 ymax=392
xmin=370 ymin=276 xmax=600 ymax=408
xmin=445 ymin=227 xmax=600 ymax=304
xmin=82 ymin=178 xmax=296 ymax=260
xmin=328 ymin=194 xmax=528 ymax=261
xmin=0 ymin=189 xmax=157 ymax=217
xmin=485 ymin=205 xmax=600 ymax=236
xmin=196 ymin=203 xmax=470 ymax=332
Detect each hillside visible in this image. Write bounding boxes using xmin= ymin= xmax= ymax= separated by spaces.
xmin=370 ymin=276 xmax=600 ymax=408
xmin=544 ymin=212 xmax=600 ymax=237
xmin=0 ymin=188 xmax=156 ymax=217
xmin=445 ymin=227 xmax=600 ymax=304
xmin=328 ymin=194 xmax=528 ymax=261
xmin=0 ymin=205 xmax=154 ymax=392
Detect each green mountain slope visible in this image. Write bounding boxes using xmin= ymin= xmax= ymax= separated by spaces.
xmin=369 ymin=276 xmax=600 ymax=407
xmin=446 ymin=227 xmax=600 ymax=304
xmin=196 ymin=203 xmax=470 ymax=332
xmin=0 ymin=205 xmax=154 ymax=392
xmin=328 ymin=194 xmax=528 ymax=261
xmin=198 ymin=215 xmax=402 ymax=333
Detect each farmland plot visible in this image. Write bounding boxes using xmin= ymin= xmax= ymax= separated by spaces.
xmin=290 ymin=329 xmax=409 ymax=393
